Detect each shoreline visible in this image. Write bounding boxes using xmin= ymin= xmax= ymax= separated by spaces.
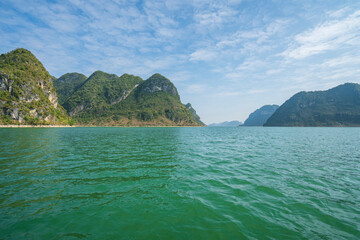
xmin=0 ymin=124 xmax=204 ymax=128
xmin=0 ymin=125 xmax=75 ymax=128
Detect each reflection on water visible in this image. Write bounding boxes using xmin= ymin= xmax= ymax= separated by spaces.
xmin=0 ymin=127 xmax=359 ymax=239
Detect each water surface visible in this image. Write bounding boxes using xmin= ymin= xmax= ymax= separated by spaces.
xmin=0 ymin=127 xmax=359 ymax=239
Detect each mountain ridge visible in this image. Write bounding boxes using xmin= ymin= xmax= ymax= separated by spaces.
xmin=56 ymin=71 xmax=202 ymax=126
xmin=54 ymin=72 xmax=87 ymax=105
xmin=243 ymin=105 xmax=279 ymax=126
xmin=0 ymin=48 xmax=204 ymax=126
xmin=264 ymin=83 xmax=360 ymax=126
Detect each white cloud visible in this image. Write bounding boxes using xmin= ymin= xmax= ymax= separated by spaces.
xmin=320 ymin=54 xmax=360 ymax=67
xmin=189 ymin=49 xmax=218 ymax=61
xmin=215 ymin=88 xmax=269 ymax=97
xmin=266 ymin=69 xmax=283 ymax=75
xmin=216 ymin=19 xmax=289 ymax=49
xmin=282 ymin=10 xmax=360 ymax=59
xmin=327 ymin=7 xmax=351 ymax=18
xmin=215 ymin=90 xmax=243 ymax=97
xmin=167 ymin=71 xmax=194 ymax=82
xmin=186 ymin=84 xmax=208 ymax=94
xmin=194 ymin=6 xmax=238 ymax=26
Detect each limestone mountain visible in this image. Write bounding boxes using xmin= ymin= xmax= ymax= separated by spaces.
xmin=54 ymin=72 xmax=87 ymax=105
xmin=61 ymin=71 xmax=143 ymax=117
xmin=264 ymin=83 xmax=360 ymax=126
xmin=0 ymin=48 xmax=70 ymax=125
xmin=60 ymin=73 xmax=201 ymax=126
xmin=185 ymin=103 xmax=205 ymax=126
xmin=243 ymin=105 xmax=279 ymax=126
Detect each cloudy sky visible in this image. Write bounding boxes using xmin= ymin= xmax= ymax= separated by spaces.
xmin=1 ymin=0 xmax=360 ymax=124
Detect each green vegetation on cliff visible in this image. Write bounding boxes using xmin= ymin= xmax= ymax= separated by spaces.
xmin=0 ymin=49 xmax=71 ymax=125
xmin=264 ymin=83 xmax=360 ymax=126
xmin=185 ymin=103 xmax=205 ymax=126
xmin=60 ymin=73 xmax=201 ymax=126
xmin=61 ymin=71 xmax=143 ymax=117
xmin=54 ymin=73 xmax=87 ymax=105
xmin=0 ymin=48 xmax=202 ymax=126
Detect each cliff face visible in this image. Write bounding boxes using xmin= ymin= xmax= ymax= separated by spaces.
xmin=135 ymin=73 xmax=179 ymax=98
xmin=109 ymin=73 xmax=199 ymax=126
xmin=0 ymin=49 xmax=70 ymax=125
xmin=185 ymin=103 xmax=206 ymax=126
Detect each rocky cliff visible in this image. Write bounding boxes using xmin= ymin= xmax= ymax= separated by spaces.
xmin=185 ymin=103 xmax=205 ymax=126
xmin=0 ymin=49 xmax=70 ymax=125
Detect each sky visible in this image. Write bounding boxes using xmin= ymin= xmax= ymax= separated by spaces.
xmin=1 ymin=0 xmax=360 ymax=124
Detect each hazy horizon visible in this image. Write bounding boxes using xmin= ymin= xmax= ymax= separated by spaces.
xmin=1 ymin=0 xmax=360 ymax=124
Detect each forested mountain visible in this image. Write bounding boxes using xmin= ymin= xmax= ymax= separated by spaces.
xmin=243 ymin=105 xmax=279 ymax=126
xmin=264 ymin=83 xmax=360 ymax=126
xmin=0 ymin=49 xmax=70 ymax=125
xmin=0 ymin=48 xmax=203 ymax=126
xmin=53 ymin=72 xmax=87 ymax=105
xmin=59 ymin=72 xmax=201 ymax=126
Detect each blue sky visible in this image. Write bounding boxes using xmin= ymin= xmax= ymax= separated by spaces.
xmin=1 ymin=0 xmax=360 ymax=124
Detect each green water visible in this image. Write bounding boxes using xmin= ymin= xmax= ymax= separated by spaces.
xmin=0 ymin=127 xmax=359 ymax=239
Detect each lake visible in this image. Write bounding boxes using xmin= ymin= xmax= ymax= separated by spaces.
xmin=0 ymin=127 xmax=359 ymax=239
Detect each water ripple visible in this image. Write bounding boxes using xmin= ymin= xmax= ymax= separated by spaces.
xmin=0 ymin=127 xmax=359 ymax=239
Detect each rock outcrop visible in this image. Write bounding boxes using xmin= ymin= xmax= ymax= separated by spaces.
xmin=0 ymin=48 xmax=71 ymax=125
xmin=185 ymin=103 xmax=206 ymax=126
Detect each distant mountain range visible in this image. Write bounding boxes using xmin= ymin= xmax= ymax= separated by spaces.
xmin=0 ymin=48 xmax=204 ymax=126
xmin=208 ymin=121 xmax=242 ymax=127
xmin=243 ymin=105 xmax=279 ymax=126
xmin=265 ymin=83 xmax=360 ymax=126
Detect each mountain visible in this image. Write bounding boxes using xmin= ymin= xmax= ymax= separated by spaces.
xmin=243 ymin=105 xmax=279 ymax=126
xmin=0 ymin=48 xmax=71 ymax=125
xmin=53 ymin=72 xmax=87 ymax=105
xmin=208 ymin=121 xmax=242 ymax=127
xmin=185 ymin=103 xmax=205 ymax=126
xmin=61 ymin=73 xmax=201 ymax=126
xmin=264 ymin=83 xmax=360 ymax=126
xmin=61 ymin=71 xmax=143 ymax=117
